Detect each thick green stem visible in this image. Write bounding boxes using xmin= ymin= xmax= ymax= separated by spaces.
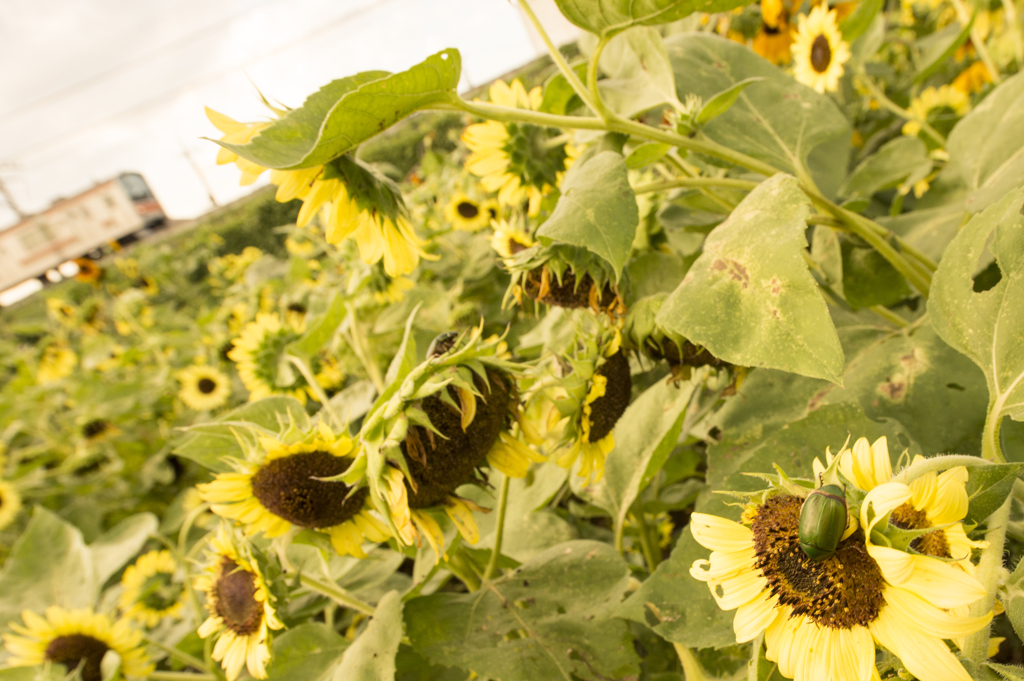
xmin=482 ymin=473 xmax=511 ymax=582
xmin=587 ymin=36 xmax=615 ymax=123
xmin=675 ymin=643 xmax=710 ymax=681
xmin=633 ymin=177 xmax=760 ymax=193
xmin=299 ymin=574 xmax=376 ymax=616
xmin=632 ymin=510 xmax=661 ymax=572
xmin=747 ymin=632 xmax=765 ymax=681
xmin=982 ymin=401 xmax=1005 ymax=463
xmin=868 ymin=305 xmax=910 ymax=328
xmin=893 ymin=453 xmax=998 ymax=484
xmin=516 ymin=0 xmax=601 ymax=115
xmin=963 ymin=498 xmax=1010 ymax=663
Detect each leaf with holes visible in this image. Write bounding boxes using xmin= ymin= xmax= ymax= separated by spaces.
xmin=930 ymin=187 xmax=1024 ymax=454
xmin=656 ymin=174 xmax=844 ymax=383
xmin=404 ymin=541 xmax=639 ymax=681
xmin=212 ymin=50 xmax=460 ymax=170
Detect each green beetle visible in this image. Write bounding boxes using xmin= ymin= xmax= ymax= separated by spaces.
xmin=798 ymin=484 xmax=848 ymax=561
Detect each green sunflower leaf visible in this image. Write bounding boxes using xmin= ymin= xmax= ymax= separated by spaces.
xmin=595 ymin=27 xmax=682 ymax=118
xmin=913 ymin=19 xmax=973 ymax=85
xmin=535 ymin=150 xmax=638 ymax=279
xmin=838 ymin=136 xmax=931 ymax=199
xmin=695 ymin=77 xmax=765 ymax=126
xmin=667 ymin=33 xmax=852 ymax=198
xmin=964 ymin=462 xmax=1024 ymax=525
xmin=930 ymin=187 xmax=1024 ymax=458
xmin=839 ymin=0 xmax=884 ymax=43
xmin=656 ymin=174 xmax=845 ymax=384
xmin=948 ymin=72 xmax=1024 ymax=213
xmin=555 ymin=0 xmax=753 ymax=38
xmin=334 ymin=590 xmax=404 ymax=680
xmin=405 ymin=541 xmax=640 ymax=680
xmin=266 ymin=623 xmax=350 ymax=681
xmin=211 ymin=49 xmax=461 ymax=170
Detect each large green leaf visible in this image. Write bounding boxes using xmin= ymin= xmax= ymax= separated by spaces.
xmin=174 ymin=396 xmax=310 ymax=472
xmin=0 ymin=509 xmax=153 ymax=634
xmin=266 ymin=623 xmax=350 ymax=681
xmin=335 ymin=591 xmax=404 ymax=680
xmin=536 ymin=151 xmax=639 ymax=279
xmin=572 ymin=378 xmax=697 ymax=543
xmin=405 ymin=541 xmax=639 ymax=681
xmin=656 ymin=174 xmax=845 ymax=383
xmin=877 ymin=202 xmax=966 ymax=262
xmin=214 ymin=50 xmax=461 ymax=170
xmin=930 ymin=188 xmax=1024 ymax=449
xmin=667 ymin=33 xmax=852 ymax=198
xmin=596 ymin=28 xmax=681 ymax=118
xmin=838 ymin=136 xmax=931 ymax=199
xmin=555 ymin=0 xmax=753 ymax=38
xmin=948 ymin=72 xmax=1024 ymax=213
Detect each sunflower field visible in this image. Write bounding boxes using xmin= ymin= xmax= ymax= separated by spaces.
xmin=3 ymin=0 xmax=1024 ymax=679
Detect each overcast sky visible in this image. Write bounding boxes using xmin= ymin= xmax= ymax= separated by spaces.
xmin=0 ymin=0 xmax=578 ymax=229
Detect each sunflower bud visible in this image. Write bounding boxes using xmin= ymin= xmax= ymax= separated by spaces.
xmin=798 ymin=484 xmax=848 ymax=561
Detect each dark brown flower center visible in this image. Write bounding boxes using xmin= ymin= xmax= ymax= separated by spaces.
xmin=810 ymin=34 xmax=832 ymax=73
xmin=587 ymin=351 xmax=631 ymax=443
xmin=487 ymin=206 xmax=498 ymax=219
xmin=214 ymin=558 xmax=263 ymax=636
xmin=82 ymin=420 xmax=109 ymax=439
xmin=889 ymin=502 xmax=951 ymax=558
xmin=197 ymin=378 xmax=217 ymax=394
xmin=45 ymin=634 xmax=110 ymax=681
xmin=456 ymin=201 xmax=480 ymax=219
xmin=752 ymin=495 xmax=884 ymax=628
xmin=250 ymin=451 xmax=367 ymax=528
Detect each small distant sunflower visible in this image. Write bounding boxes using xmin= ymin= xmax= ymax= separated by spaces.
xmin=119 ymin=550 xmax=187 ymax=628
xmin=46 ymin=298 xmax=76 ymax=326
xmin=133 ymin=275 xmax=159 ymax=296
xmin=490 ymin=220 xmax=535 ymax=261
xmin=74 ymin=258 xmax=104 ymax=283
xmin=3 ymin=606 xmax=153 ymax=681
xmin=206 ymin=108 xmax=271 ymax=185
xmin=753 ymin=0 xmax=792 ymax=64
xmin=953 ymin=61 xmax=993 ymax=94
xmin=197 ymin=427 xmax=390 ymax=557
xmin=178 ymin=364 xmax=231 ymax=411
xmin=902 ymin=85 xmax=971 ymax=138
xmin=464 ymin=79 xmax=576 ymax=215
xmin=444 ymin=192 xmax=492 ymax=231
xmin=228 ymin=313 xmax=310 ymax=403
xmin=792 ymin=6 xmax=851 ymax=93
xmin=555 ymin=335 xmax=630 ymax=484
xmin=0 ymin=479 xmax=23 ymax=532
xmin=37 ymin=344 xmax=77 ymax=384
xmin=81 ymin=419 xmax=119 ymax=443
xmin=195 ymin=528 xmax=283 ymax=680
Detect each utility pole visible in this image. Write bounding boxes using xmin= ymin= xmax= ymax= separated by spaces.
xmin=180 ymin=139 xmax=219 ymax=209
xmin=0 ymin=173 xmax=26 ymax=220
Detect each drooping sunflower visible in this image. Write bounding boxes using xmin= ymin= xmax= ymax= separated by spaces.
xmin=178 ymin=364 xmax=232 ymax=411
xmin=902 ymin=85 xmax=971 ymax=138
xmin=119 ymin=550 xmax=187 ymax=628
xmin=444 ymin=192 xmax=493 ymax=231
xmin=792 ymin=5 xmax=851 ymax=93
xmin=74 ymin=258 xmax=104 ymax=283
xmin=228 ymin=313 xmax=313 ymax=404
xmin=506 ymin=242 xmax=624 ymax=316
xmin=197 ymin=426 xmax=390 ymax=557
xmin=0 ymin=479 xmax=23 ymax=532
xmin=690 ymin=438 xmax=992 ymax=681
xmin=464 ymin=79 xmax=576 ymax=215
xmin=623 ymin=294 xmax=730 ymax=381
xmin=554 ymin=331 xmax=631 ymax=484
xmin=195 ymin=527 xmax=284 ymax=680
xmin=3 ymin=606 xmax=153 ymax=681
xmin=37 ymin=344 xmax=77 ymax=384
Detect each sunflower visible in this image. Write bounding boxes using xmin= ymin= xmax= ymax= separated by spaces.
xmin=902 ymin=85 xmax=971 ymax=138
xmin=195 ymin=527 xmax=284 ymax=680
xmin=227 ymin=313 xmax=312 ymax=404
xmin=206 ymin=108 xmax=271 ymax=185
xmin=690 ymin=438 xmax=992 ymax=681
xmin=953 ymin=61 xmax=993 ymax=94
xmin=74 ymin=258 xmax=104 ymax=283
xmin=556 ymin=343 xmax=631 ymax=485
xmin=81 ymin=419 xmax=119 ymax=443
xmin=285 ymin=160 xmax=433 ymax=277
xmin=813 ymin=437 xmax=986 ymax=574
xmin=46 ymin=298 xmax=77 ymax=326
xmin=463 ymin=79 xmax=575 ymax=216
xmin=753 ymin=0 xmax=793 ymax=64
xmin=792 ymin=6 xmax=851 ymax=93
xmin=372 ymin=275 xmax=415 ymax=304
xmin=0 ymin=479 xmax=23 ymax=532
xmin=490 ymin=220 xmax=535 ymax=261
xmin=444 ymin=192 xmax=492 ymax=231
xmin=119 ymin=550 xmax=187 ymax=628
xmin=3 ymin=606 xmax=153 ymax=681
xmin=37 ymin=344 xmax=77 ymax=384
xmin=197 ymin=427 xmax=390 ymax=557
xmin=178 ymin=364 xmax=231 ymax=411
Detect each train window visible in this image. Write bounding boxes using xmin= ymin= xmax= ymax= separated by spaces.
xmin=119 ymin=174 xmax=153 ymax=200
xmin=18 ymin=222 xmax=54 ymax=250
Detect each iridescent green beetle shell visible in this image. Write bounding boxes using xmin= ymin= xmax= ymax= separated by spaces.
xmin=798 ymin=484 xmax=847 ymax=561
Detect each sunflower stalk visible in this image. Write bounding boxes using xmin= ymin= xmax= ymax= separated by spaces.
xmin=587 ymin=36 xmax=617 ymax=123
xmin=298 ymin=574 xmax=376 ymax=616
xmin=674 ymin=643 xmax=711 ymax=681
xmin=963 ymin=498 xmax=1011 ymax=664
xmin=482 ymin=472 xmax=510 ymax=582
